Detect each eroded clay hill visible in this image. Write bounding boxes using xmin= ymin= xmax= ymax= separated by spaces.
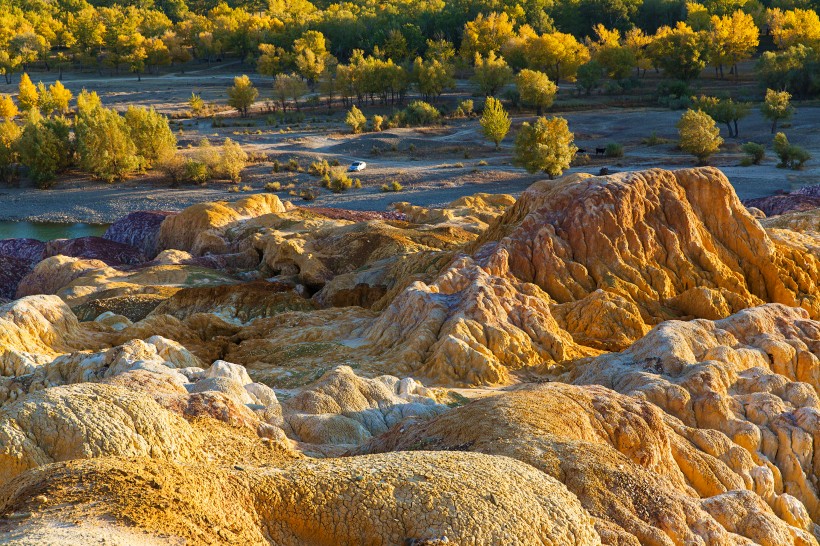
xmin=0 ymin=167 xmax=818 ymax=544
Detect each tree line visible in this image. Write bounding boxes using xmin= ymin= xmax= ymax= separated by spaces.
xmin=2 ymin=0 xmax=820 ymax=97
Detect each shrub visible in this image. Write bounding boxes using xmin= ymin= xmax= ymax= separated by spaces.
xmin=309 ymin=159 xmax=332 ymax=177
xmin=477 ymin=160 xmax=488 ymax=166
xmin=216 ymin=138 xmax=248 ymax=182
xmin=380 ymin=180 xmax=404 ymax=192
xmin=773 ymin=132 xmax=810 ymax=169
xmin=741 ymin=142 xmax=765 ymax=165
xmin=329 ymin=173 xmax=353 ymax=193
xmin=265 ymin=181 xmax=282 ymax=191
xmin=353 ymin=178 xmax=362 ymax=188
xmin=642 ymin=133 xmax=672 ymax=146
xmin=241 ymin=185 xmax=253 ymax=191
xmin=401 ymin=101 xmax=440 ymax=126
xmin=300 ymin=188 xmax=318 ymax=201
xmin=272 ymin=159 xmax=280 ymax=172
xmin=345 ymin=106 xmax=367 ymax=133
xmin=605 ymin=143 xmax=624 ymax=158
xmin=372 ymin=115 xmax=384 ymax=132
xmin=285 ymin=158 xmax=301 ymax=172
xmin=184 ymin=159 xmax=209 ymax=184
xmin=189 ymin=93 xmax=205 ymax=116
xmin=455 ymin=99 xmax=474 ymax=117
xmin=227 ymin=185 xmax=240 ymax=192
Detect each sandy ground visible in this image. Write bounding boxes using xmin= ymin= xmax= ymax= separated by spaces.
xmin=1 ymin=69 xmax=818 ymax=223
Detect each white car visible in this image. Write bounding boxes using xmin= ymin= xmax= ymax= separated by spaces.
xmin=348 ymin=161 xmax=367 ymax=172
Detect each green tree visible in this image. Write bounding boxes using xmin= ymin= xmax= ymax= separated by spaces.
xmin=514 ymin=116 xmax=578 ymax=178
xmin=345 ymin=105 xmax=367 ymax=134
xmin=677 ymin=109 xmax=723 ymax=163
xmin=0 ymin=119 xmax=21 ymax=183
xmin=76 ymin=105 xmax=139 ymax=182
xmin=227 ymin=74 xmax=258 ymax=118
xmin=272 ymin=73 xmax=308 ymax=111
xmin=124 ymin=106 xmax=177 ymax=167
xmin=691 ymin=95 xmax=750 ymax=137
xmin=576 ymin=61 xmax=604 ymax=95
xmin=480 ymin=97 xmax=510 ymax=149
xmin=293 ymin=30 xmax=331 ymax=84
xmin=649 ymin=23 xmax=709 ymax=81
xmin=472 ymin=52 xmax=513 ymax=96
xmin=761 ymin=89 xmax=794 ymax=134
xmin=17 ymin=73 xmax=38 ymax=112
xmin=516 ymin=70 xmax=558 ymax=115
xmin=17 ymin=112 xmax=73 ymax=188
xmin=412 ymin=56 xmax=455 ymax=101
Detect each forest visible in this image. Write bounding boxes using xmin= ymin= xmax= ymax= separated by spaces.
xmin=0 ymin=0 xmax=818 ymax=96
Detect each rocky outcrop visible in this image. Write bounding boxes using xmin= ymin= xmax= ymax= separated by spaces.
xmin=0 ymin=452 xmax=601 ymax=545
xmin=44 ymin=236 xmax=146 ymax=266
xmin=571 ymin=304 xmax=820 ymax=528
xmin=0 ymin=383 xmax=199 ymax=485
xmin=157 ymin=193 xmax=287 ymax=253
xmin=104 ymin=210 xmax=176 ymax=259
xmin=745 ymin=194 xmax=820 ymax=216
xmin=355 ymin=382 xmax=819 ymax=545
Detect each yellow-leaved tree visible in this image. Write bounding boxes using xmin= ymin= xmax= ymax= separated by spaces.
xmin=480 ymin=96 xmax=510 ymax=149
xmin=227 ymin=75 xmax=258 ymax=118
xmin=460 ymin=12 xmax=515 ymax=59
xmin=526 ymin=32 xmax=590 ymax=81
xmin=677 ymin=109 xmax=723 ymax=163
xmin=516 ymin=69 xmax=557 ymax=115
xmin=708 ymin=10 xmax=759 ymax=79
xmin=0 ymin=95 xmax=18 ymax=119
xmin=17 ymin=73 xmax=38 ymax=112
xmin=514 ymin=116 xmax=577 ymax=178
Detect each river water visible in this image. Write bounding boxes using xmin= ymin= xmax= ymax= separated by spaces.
xmin=0 ymin=222 xmax=109 ymax=241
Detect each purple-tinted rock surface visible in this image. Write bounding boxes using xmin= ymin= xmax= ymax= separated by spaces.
xmin=0 ymin=238 xmax=46 ymax=264
xmin=44 ymin=237 xmax=147 ymax=266
xmin=103 ymin=211 xmax=176 ymax=259
xmin=0 ymin=254 xmax=36 ymax=299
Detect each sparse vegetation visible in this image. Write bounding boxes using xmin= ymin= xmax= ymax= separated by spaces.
xmin=605 ymin=143 xmax=624 ymax=158
xmin=381 ymin=180 xmax=404 ymax=192
xmin=773 ymin=132 xmax=810 ymax=169
xmin=741 ymin=142 xmax=765 ymax=166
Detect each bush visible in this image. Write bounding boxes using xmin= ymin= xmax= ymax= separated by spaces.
xmin=773 ymin=132 xmax=810 ymax=170
xmin=300 ymin=188 xmax=318 ymax=201
xmin=380 ymin=180 xmax=404 ymax=192
xmin=454 ymin=99 xmax=474 ymax=117
xmin=285 ymin=158 xmax=301 ymax=172
xmin=605 ymin=143 xmax=624 ymax=158
xmin=265 ymin=181 xmax=282 ymax=191
xmin=642 ymin=133 xmax=672 ymax=146
xmin=308 ymin=159 xmax=332 ymax=177
xmin=401 ymin=101 xmax=440 ymax=126
xmin=272 ymin=159 xmax=280 ymax=172
xmin=741 ymin=142 xmax=765 ymax=165
xmin=371 ymin=115 xmax=384 ymax=132
xmin=477 ymin=160 xmax=488 ymax=166
xmin=184 ymin=159 xmax=209 ymax=184
xmin=215 ymin=138 xmax=248 ymax=182
xmin=329 ymin=173 xmax=353 ymax=193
